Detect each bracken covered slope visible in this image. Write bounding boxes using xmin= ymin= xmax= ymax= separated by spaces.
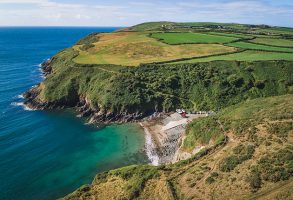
xmin=63 ymin=95 xmax=293 ymax=200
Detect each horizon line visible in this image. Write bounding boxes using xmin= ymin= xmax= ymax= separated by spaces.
xmin=0 ymin=22 xmax=292 ymax=28
xmin=0 ymin=25 xmax=126 ymax=28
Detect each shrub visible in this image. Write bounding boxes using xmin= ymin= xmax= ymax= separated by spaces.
xmin=219 ymin=155 xmax=240 ymax=172
xmin=247 ymin=170 xmax=262 ymax=192
xmin=211 ymin=172 xmax=219 ymax=177
xmin=248 ymin=146 xmax=293 ymax=191
xmin=219 ymin=144 xmax=255 ymax=172
xmin=205 ymin=176 xmax=215 ymax=184
xmin=255 ymin=80 xmax=265 ymax=89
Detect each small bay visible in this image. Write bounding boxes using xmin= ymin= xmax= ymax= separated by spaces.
xmin=0 ymin=27 xmax=148 ymax=200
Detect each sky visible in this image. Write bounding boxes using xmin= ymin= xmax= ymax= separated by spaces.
xmin=0 ymin=0 xmax=293 ymax=27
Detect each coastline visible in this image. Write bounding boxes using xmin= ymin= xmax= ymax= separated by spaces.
xmin=22 ymin=59 xmax=212 ymax=167
xmin=140 ymin=122 xmax=160 ymax=166
xmin=139 ymin=112 xmax=212 ymax=165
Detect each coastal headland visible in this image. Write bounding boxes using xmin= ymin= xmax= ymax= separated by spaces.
xmin=24 ymin=22 xmax=293 ymax=199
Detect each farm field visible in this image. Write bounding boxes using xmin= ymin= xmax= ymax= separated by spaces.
xmin=257 ymin=27 xmax=293 ymax=35
xmin=249 ymin=37 xmax=293 ymax=47
xmin=72 ymin=25 xmax=293 ymax=66
xmin=150 ymin=32 xmax=240 ymax=44
xmin=226 ymin=41 xmax=293 ymax=52
xmin=172 ymin=50 xmax=293 ymax=63
xmin=207 ymin=32 xmax=254 ymax=39
xmin=73 ymin=32 xmax=236 ymax=66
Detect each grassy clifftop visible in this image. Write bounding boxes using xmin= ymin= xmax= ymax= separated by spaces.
xmin=63 ymin=94 xmax=293 ymax=200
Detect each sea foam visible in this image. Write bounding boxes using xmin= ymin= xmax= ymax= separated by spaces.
xmin=140 ymin=123 xmax=160 ymax=166
xmin=11 ymin=102 xmax=35 ymax=111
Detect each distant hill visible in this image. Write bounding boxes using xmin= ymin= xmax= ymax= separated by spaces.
xmin=128 ymin=21 xmax=293 ymax=35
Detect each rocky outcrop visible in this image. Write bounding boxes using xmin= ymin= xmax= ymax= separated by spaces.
xmin=41 ymin=58 xmax=53 ymax=76
xmin=24 ymin=89 xmax=147 ymax=124
xmin=78 ymin=98 xmax=145 ymax=124
xmin=23 ymin=60 xmax=147 ymax=124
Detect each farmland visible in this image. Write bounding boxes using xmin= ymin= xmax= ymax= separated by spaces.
xmin=150 ymin=32 xmax=240 ymax=44
xmin=249 ymin=37 xmax=293 ymax=47
xmin=70 ymin=24 xmax=293 ymax=66
xmin=73 ymin=32 xmax=236 ymax=66
xmin=172 ymin=50 xmax=293 ymax=63
xmin=226 ymin=41 xmax=293 ymax=52
xmin=207 ymin=32 xmax=254 ymax=39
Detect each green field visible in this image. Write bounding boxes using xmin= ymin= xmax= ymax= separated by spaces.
xmin=172 ymin=50 xmax=293 ymax=63
xmin=73 ymin=32 xmax=236 ymax=66
xmin=249 ymin=37 xmax=293 ymax=47
xmin=257 ymin=27 xmax=293 ymax=35
xmin=150 ymin=32 xmax=240 ymax=44
xmin=68 ymin=25 xmax=293 ymax=66
xmin=226 ymin=41 xmax=293 ymax=52
xmin=207 ymin=32 xmax=254 ymax=39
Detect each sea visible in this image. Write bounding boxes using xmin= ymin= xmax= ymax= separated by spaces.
xmin=0 ymin=27 xmax=148 ymax=200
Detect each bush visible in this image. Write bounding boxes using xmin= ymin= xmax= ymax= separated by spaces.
xmin=255 ymin=80 xmax=265 ymax=89
xmin=219 ymin=144 xmax=255 ymax=172
xmin=211 ymin=172 xmax=219 ymax=177
xmin=247 ymin=170 xmax=262 ymax=192
xmin=109 ymin=165 xmax=160 ymax=198
xmin=227 ymin=74 xmax=244 ymax=87
xmin=205 ymin=176 xmax=215 ymax=184
xmin=267 ymin=122 xmax=292 ymax=138
xmin=248 ymin=146 xmax=293 ymax=191
xmin=219 ymin=155 xmax=240 ymax=172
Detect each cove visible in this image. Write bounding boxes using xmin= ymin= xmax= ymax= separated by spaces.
xmin=0 ymin=27 xmax=148 ymax=200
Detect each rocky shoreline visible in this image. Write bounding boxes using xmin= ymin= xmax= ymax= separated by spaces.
xmin=140 ymin=112 xmax=211 ymax=165
xmin=23 ymin=59 xmax=211 ymax=166
xmin=24 ymin=88 xmax=147 ymax=124
xmin=23 ymin=59 xmax=148 ymax=124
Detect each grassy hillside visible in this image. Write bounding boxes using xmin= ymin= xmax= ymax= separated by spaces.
xmin=63 ymin=95 xmax=293 ymax=200
xmin=31 ymin=50 xmax=293 ymax=119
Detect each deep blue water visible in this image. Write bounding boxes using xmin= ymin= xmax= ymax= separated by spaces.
xmin=0 ymin=27 xmax=147 ymax=200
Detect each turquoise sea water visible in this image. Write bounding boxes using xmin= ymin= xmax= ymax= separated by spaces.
xmin=0 ymin=27 xmax=148 ymax=200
